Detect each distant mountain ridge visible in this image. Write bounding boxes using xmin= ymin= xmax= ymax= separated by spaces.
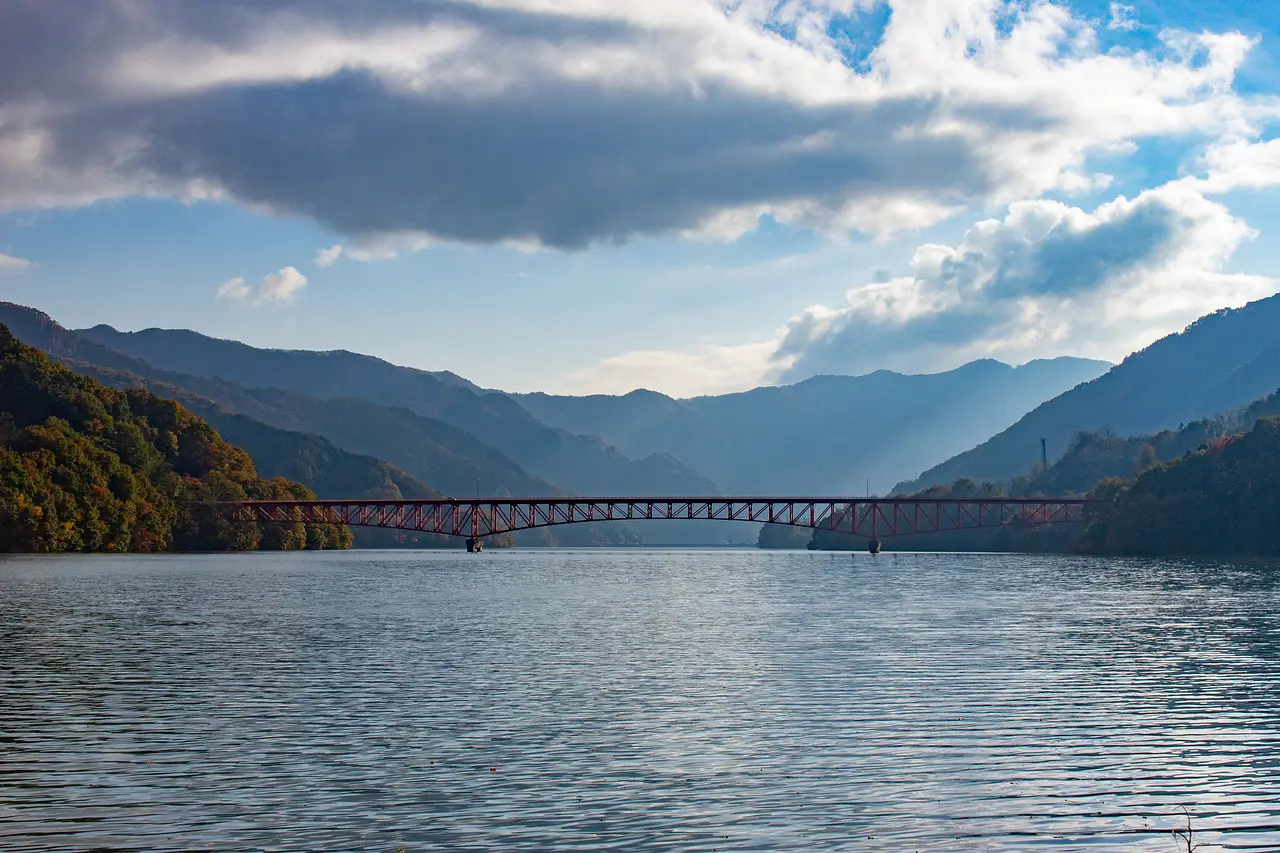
xmin=517 ymin=356 xmax=1111 ymax=495
xmin=895 ymin=293 xmax=1280 ymax=493
xmin=78 ymin=324 xmax=482 ymax=393
xmin=77 ymin=322 xmax=719 ymax=499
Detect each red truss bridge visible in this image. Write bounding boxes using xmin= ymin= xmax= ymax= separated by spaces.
xmin=231 ymin=496 xmax=1101 ymax=552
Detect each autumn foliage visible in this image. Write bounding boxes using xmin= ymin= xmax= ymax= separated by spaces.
xmin=0 ymin=324 xmax=351 ymax=552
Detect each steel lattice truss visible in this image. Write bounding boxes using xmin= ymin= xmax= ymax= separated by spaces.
xmin=231 ymin=496 xmax=1099 ymax=540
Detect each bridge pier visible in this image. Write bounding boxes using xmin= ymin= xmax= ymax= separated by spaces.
xmin=466 ymin=537 xmax=484 ymax=553
xmin=868 ymin=538 xmax=882 ymax=555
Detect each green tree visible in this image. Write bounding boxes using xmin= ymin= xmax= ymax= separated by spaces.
xmin=0 ymin=324 xmax=351 ymax=553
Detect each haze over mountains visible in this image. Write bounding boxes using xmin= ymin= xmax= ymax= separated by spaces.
xmin=7 ymin=291 xmax=1280 ymax=546
xmin=518 ymin=358 xmax=1110 ymax=495
xmin=895 ymin=293 xmax=1280 ymax=494
xmin=75 ymin=324 xmax=716 ymax=500
xmin=64 ymin=309 xmax=1110 ymax=497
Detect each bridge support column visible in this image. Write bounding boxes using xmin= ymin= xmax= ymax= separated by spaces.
xmin=466 ymin=537 xmax=484 ymax=553
xmin=868 ymin=538 xmax=882 ymax=555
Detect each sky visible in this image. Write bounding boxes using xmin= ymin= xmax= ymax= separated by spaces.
xmin=2 ymin=0 xmax=1279 ymax=397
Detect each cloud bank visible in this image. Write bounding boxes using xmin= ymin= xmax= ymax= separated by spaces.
xmin=573 ymin=161 xmax=1280 ymax=396
xmin=0 ymin=0 xmax=1266 ymax=249
xmin=773 ymin=180 xmax=1275 ymax=379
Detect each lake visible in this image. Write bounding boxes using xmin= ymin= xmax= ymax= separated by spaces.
xmin=2 ymin=550 xmax=1279 ymax=851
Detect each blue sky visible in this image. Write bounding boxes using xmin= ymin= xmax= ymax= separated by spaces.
xmin=2 ymin=0 xmax=1279 ymax=396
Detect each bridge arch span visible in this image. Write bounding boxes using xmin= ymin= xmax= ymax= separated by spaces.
xmin=233 ymin=496 xmax=1098 ymax=549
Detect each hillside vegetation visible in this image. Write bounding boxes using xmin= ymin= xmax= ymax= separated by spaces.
xmin=1080 ymin=416 xmax=1280 ymax=556
xmin=804 ymin=387 xmax=1280 ymax=555
xmin=897 ymin=294 xmax=1280 ymax=493
xmin=0 ymin=325 xmax=350 ymax=552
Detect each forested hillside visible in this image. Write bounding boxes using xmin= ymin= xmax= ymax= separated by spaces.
xmin=189 ymin=407 xmax=461 ymax=549
xmin=1080 ymin=417 xmax=1280 ymax=556
xmin=94 ymin=368 xmax=636 ymax=546
xmin=896 ymin=294 xmax=1280 ymax=493
xmin=199 ymin=409 xmax=439 ymax=502
xmin=1000 ymin=387 xmax=1280 ymax=498
xmin=804 ymin=386 xmax=1280 ymax=554
xmin=0 ymin=303 xmax=639 ymax=546
xmin=57 ymin=361 xmax=629 ymax=547
xmin=0 ymin=325 xmax=349 ymax=552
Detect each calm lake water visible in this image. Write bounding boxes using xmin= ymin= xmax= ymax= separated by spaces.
xmin=2 ymin=550 xmax=1279 ymax=852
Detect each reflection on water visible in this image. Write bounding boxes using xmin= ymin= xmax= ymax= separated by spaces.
xmin=1 ymin=550 xmax=1279 ymax=851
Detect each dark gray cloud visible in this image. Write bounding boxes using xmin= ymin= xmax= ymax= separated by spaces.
xmin=0 ymin=0 xmax=1256 ymax=248
xmin=987 ymin=202 xmax=1177 ymax=299
xmin=95 ymin=77 xmax=975 ymax=247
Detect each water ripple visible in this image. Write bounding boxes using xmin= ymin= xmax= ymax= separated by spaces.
xmin=2 ymin=551 xmax=1279 ymax=851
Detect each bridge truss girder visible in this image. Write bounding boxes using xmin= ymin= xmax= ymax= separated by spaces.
xmin=231 ymin=497 xmax=1098 ymax=540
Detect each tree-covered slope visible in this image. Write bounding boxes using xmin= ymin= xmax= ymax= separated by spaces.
xmin=187 ymin=407 xmax=439 ymax=501
xmin=0 ymin=325 xmax=349 ymax=552
xmin=0 ymin=303 xmax=634 ymax=538
xmin=1081 ymin=416 xmax=1280 ymax=556
xmin=896 ymin=294 xmax=1280 ymax=493
xmin=189 ymin=407 xmax=467 ymax=549
xmin=50 ymin=359 xmax=634 ymax=546
xmin=803 ymin=386 xmax=1280 ymax=554
xmin=40 ymin=356 xmax=634 ymax=547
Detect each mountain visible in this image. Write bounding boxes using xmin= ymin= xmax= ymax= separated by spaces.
xmin=998 ymin=386 xmax=1280 ymax=499
xmin=196 ymin=406 xmax=439 ymax=501
xmin=895 ymin=294 xmax=1280 ymax=493
xmin=182 ymin=407 xmax=462 ymax=549
xmin=0 ymin=324 xmax=349 ymax=552
xmin=64 ymin=361 xmax=629 ymax=547
xmin=0 ymin=303 xmax=637 ymax=546
xmin=517 ymin=357 xmax=1111 ymax=495
xmin=806 ymin=383 xmax=1280 ymax=555
xmin=0 ymin=305 xmax=509 ymax=491
xmin=75 ymin=323 xmax=720 ymax=498
xmin=76 ymin=322 xmax=483 ymax=395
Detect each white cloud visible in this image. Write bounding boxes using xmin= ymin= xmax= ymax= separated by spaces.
xmin=565 ymin=130 xmax=1280 ymax=395
xmin=568 ymin=341 xmax=779 ymax=397
xmin=308 ymin=232 xmax=445 ymax=264
xmin=1187 ymin=137 xmax=1280 ymax=194
xmin=772 ymin=180 xmax=1277 ymax=380
xmin=216 ymin=266 xmax=308 ymax=304
xmin=1107 ymin=2 xmax=1138 ymax=31
xmin=257 ymin=266 xmax=308 ymax=303
xmin=570 ymin=176 xmax=1279 ymax=392
xmin=0 ymin=253 xmax=31 ymax=272
xmin=215 ymin=275 xmax=251 ymax=300
xmin=314 ymin=244 xmax=344 ymax=267
xmin=343 ymin=232 xmax=440 ymax=261
xmin=0 ymin=1 xmax=1270 ymax=247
